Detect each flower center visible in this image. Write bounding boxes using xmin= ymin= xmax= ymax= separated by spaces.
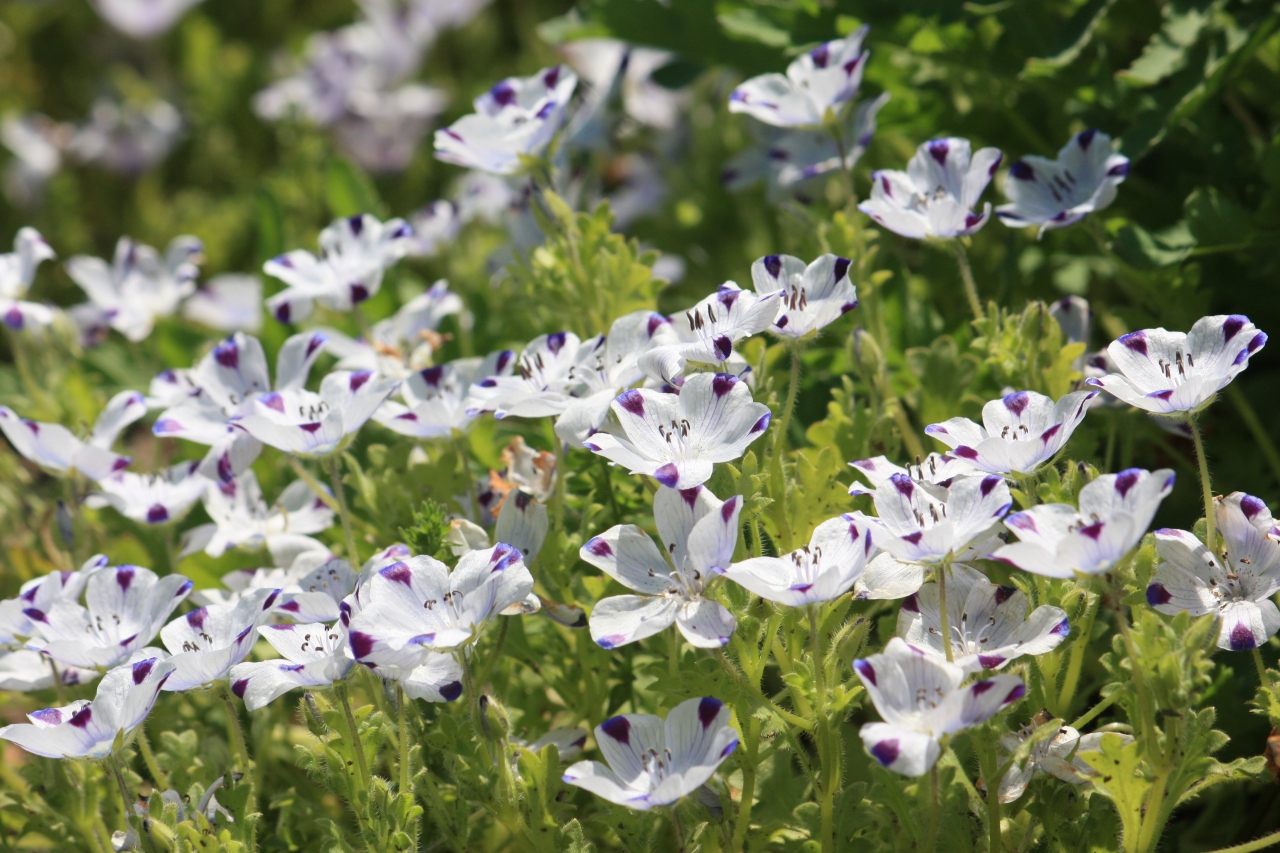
xmin=1155 ymin=350 xmax=1196 ymax=386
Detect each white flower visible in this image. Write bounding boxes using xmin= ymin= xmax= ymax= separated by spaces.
xmin=65 ymin=235 xmax=201 ymax=342
xmin=996 ymin=129 xmax=1130 ymax=235
xmin=897 ymin=563 xmax=1069 ymax=673
xmin=723 ymin=514 xmax=873 ymax=606
xmin=228 ymin=621 xmax=355 ymax=711
xmin=750 ymin=253 xmax=857 ymax=339
xmin=0 ymin=656 xmax=175 ymax=758
xmin=159 ymin=588 xmax=283 ymax=692
xmin=193 ymin=550 xmax=354 ymax=625
xmin=847 ymin=453 xmax=973 ymax=497
xmin=724 ymin=93 xmax=888 ymax=198
xmin=333 ymin=84 xmax=449 ymax=173
xmin=86 ymin=460 xmax=208 ymax=524
xmin=638 ymin=283 xmax=781 ymax=383
xmin=0 ymin=389 xmax=146 ymax=480
xmin=729 ymin=27 xmax=869 ymax=128
xmin=25 ymin=564 xmax=193 ymax=670
xmin=404 ymin=201 xmax=461 ymax=258
xmin=181 ymin=274 xmax=263 ymax=333
xmin=90 ymin=0 xmax=204 ymax=39
xmin=464 ymin=332 xmax=581 ymax=419
xmin=348 ymin=545 xmax=534 ymax=667
xmin=67 ymin=99 xmax=182 ymax=174
xmin=263 ymin=214 xmax=415 ymax=324
xmin=853 ymin=637 xmax=1025 ymax=777
xmin=858 ymin=138 xmax=1003 ymax=239
xmin=994 ymin=468 xmax=1175 ymax=578
xmin=234 ymin=369 xmax=400 ymax=458
xmin=559 ymin=39 xmax=688 ymax=132
xmin=585 ymin=372 xmax=770 ymax=489
xmin=562 ymin=696 xmax=738 ymax=810
xmin=0 ymin=558 xmax=104 ymax=690
xmin=581 ymin=485 xmax=741 ymax=649
xmin=1147 ymin=492 xmax=1280 ymax=651
xmin=998 ymin=713 xmax=1132 ymax=803
xmin=924 ymin=389 xmax=1098 ymax=476
xmin=0 ymin=227 xmax=56 ymax=331
xmin=180 ymin=469 xmax=334 ymax=559
xmin=323 ymin=280 xmax=464 ymax=377
xmin=1 ymin=114 xmax=69 ymax=207
xmin=854 ymin=473 xmax=1011 ymax=600
xmin=435 ymin=66 xmax=578 ymax=175
xmin=0 ymin=650 xmax=97 ymax=692
xmin=554 ymin=311 xmax=671 ymax=447
xmin=516 ymin=726 xmax=588 ymax=762
xmin=376 ymin=350 xmax=516 ymax=438
xmin=153 ymin=330 xmax=329 ymax=480
xmin=145 ymin=369 xmax=200 ymax=410
xmin=1085 ymin=315 xmax=1267 ymax=415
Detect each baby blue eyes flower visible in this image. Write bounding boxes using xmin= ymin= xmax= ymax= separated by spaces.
xmin=1085 ymin=314 xmax=1266 ymax=415
xmin=0 ymin=656 xmax=176 ymax=759
xmin=1147 ymin=492 xmax=1280 ymax=652
xmin=181 ymin=273 xmax=263 ymax=334
xmin=86 ymin=460 xmax=208 ymax=526
xmin=924 ymin=389 xmax=1098 ymax=476
xmin=581 ymin=485 xmax=742 ymax=649
xmin=639 ymin=284 xmax=781 ymax=384
xmin=264 ymin=213 xmax=415 ymax=324
xmin=434 ymin=65 xmax=579 ymax=176
xmin=994 ymin=468 xmax=1174 ymax=578
xmin=234 ymin=369 xmax=401 ymax=459
xmin=0 ymin=389 xmax=146 ymax=481
xmin=749 ymin=253 xmax=858 ymax=339
xmin=721 ymin=513 xmax=873 ymax=606
xmin=858 ymin=137 xmax=1003 ymax=239
xmin=376 ymin=349 xmax=515 ymax=439
xmin=584 ymin=372 xmax=771 ymax=490
xmin=996 ymin=129 xmax=1130 ymax=235
xmin=159 ymin=588 xmax=283 ymax=692
xmin=179 ymin=469 xmax=335 ymax=560
xmin=227 ymin=621 xmax=355 ymax=711
xmin=853 ymin=638 xmax=1025 ymax=777
xmin=897 ymin=564 xmax=1069 ymax=674
xmin=65 ymin=234 xmax=202 ymax=343
xmin=562 ymin=696 xmax=739 ymax=810
xmin=91 ymin=0 xmax=205 ymax=40
xmin=0 ymin=227 xmax=56 ymax=330
xmin=729 ymin=27 xmax=870 ymax=129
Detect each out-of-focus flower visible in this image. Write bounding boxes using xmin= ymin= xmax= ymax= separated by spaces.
xmin=1147 ymin=492 xmax=1280 ymax=651
xmin=562 ymin=696 xmax=738 ymax=809
xmin=729 ymin=28 xmax=870 ymax=128
xmin=68 ymin=99 xmax=182 ymax=174
xmin=375 ymin=350 xmax=515 ymax=438
xmin=997 ymin=130 xmax=1129 ymax=235
xmin=585 ymin=372 xmax=770 ymax=489
xmin=264 ymin=214 xmax=414 ymax=324
xmin=581 ymin=485 xmax=741 ymax=649
xmin=925 ymin=390 xmax=1097 ymax=476
xmin=0 ymin=389 xmax=146 ymax=480
xmin=229 ymin=621 xmax=355 ymax=710
xmin=180 ymin=469 xmax=334 ymax=559
xmin=560 ymin=39 xmax=687 ymax=132
xmin=90 ymin=0 xmax=205 ymax=39
xmin=0 ymin=227 xmax=57 ymax=331
xmin=750 ymin=253 xmax=857 ymax=339
xmin=435 ymin=66 xmax=578 ymax=175
xmin=853 ymin=638 xmax=1024 ymax=776
xmin=195 ymin=552 xmax=355 ymax=625
xmin=66 ymin=235 xmax=202 ymax=343
xmin=322 ymin=280 xmax=463 ymax=377
xmin=0 ymin=656 xmax=175 ymax=758
xmin=404 ymin=201 xmax=461 ymax=258
xmin=995 ymin=468 xmax=1174 ymax=578
xmin=86 ymin=460 xmax=208 ymax=524
xmin=181 ymin=274 xmax=263 ymax=333
xmin=859 ymin=138 xmax=1002 ymax=239
xmin=997 ymin=711 xmax=1132 ymax=803
xmin=724 ymin=93 xmax=888 ymax=198
xmin=464 ymin=332 xmax=581 ymax=420
xmin=333 ymin=84 xmax=449 ymax=173
xmin=1 ymin=115 xmax=71 ymax=207
xmin=235 ymin=369 xmax=400 ymax=458
xmin=1085 ymin=315 xmax=1266 ymax=415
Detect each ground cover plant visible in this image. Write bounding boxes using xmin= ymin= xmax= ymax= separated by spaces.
xmin=2 ymin=0 xmax=1280 ymax=851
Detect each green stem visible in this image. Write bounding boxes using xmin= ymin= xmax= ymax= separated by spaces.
xmin=397 ymin=684 xmax=411 ymax=794
xmin=219 ymin=685 xmax=256 ymax=812
xmin=669 ymin=625 xmax=680 ymax=679
xmin=474 ymin=616 xmax=509 ymax=690
xmin=1070 ymin=690 xmax=1119 ymax=731
xmin=107 ymin=755 xmax=140 ymax=839
xmin=810 ymin=606 xmax=835 ymax=853
xmin=598 ymin=454 xmax=621 ymax=525
xmin=952 ymin=241 xmax=983 ymax=322
xmin=774 ymin=341 xmax=803 ymax=459
xmin=1203 ymin=828 xmax=1280 ymax=853
xmin=829 ymin=124 xmax=856 ymax=201
xmin=334 ymin=682 xmax=370 ymax=792
xmin=729 ymin=716 xmax=761 ymax=853
xmin=976 ymin=728 xmax=1003 ymax=853
xmin=1226 ymin=385 xmax=1280 ymax=488
xmin=455 ymin=432 xmax=481 ymax=522
xmin=136 ymin=727 xmax=169 ymax=791
xmin=328 ymin=453 xmax=361 ymax=566
xmin=1186 ymin=416 xmax=1216 ymax=554
xmin=1057 ymin=591 xmax=1098 ymax=716
xmin=1111 ymin=601 xmax=1159 ymax=760
xmin=1254 ymin=647 xmax=1270 ymax=688
xmin=926 ymin=763 xmax=940 ymax=851
xmin=672 ymin=805 xmax=686 ymax=852
xmin=287 ymin=455 xmax=341 ymax=512
xmin=937 ymin=560 xmax=955 ymax=663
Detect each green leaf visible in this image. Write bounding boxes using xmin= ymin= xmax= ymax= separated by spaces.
xmin=1022 ymin=0 xmax=1118 ymax=77
xmin=325 ymin=157 xmax=384 ymax=219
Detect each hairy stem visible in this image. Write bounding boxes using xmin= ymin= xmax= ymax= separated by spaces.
xmin=1057 ymin=591 xmax=1098 ymax=716
xmin=1186 ymin=416 xmax=1217 ymax=554
xmin=287 ymin=455 xmax=341 ymax=512
xmin=136 ymin=727 xmax=169 ymax=791
xmin=729 ymin=716 xmax=761 ymax=853
xmin=1253 ymin=647 xmax=1270 ymax=688
xmin=976 ymin=727 xmax=1003 ymax=853
xmin=810 ymin=606 xmax=835 ymax=853
xmin=774 ymin=341 xmax=804 ymax=459
xmin=952 ymin=241 xmax=983 ymax=322
xmin=1204 ymin=828 xmax=1280 ymax=853
xmin=333 ymin=682 xmax=370 ymax=793
xmin=1070 ymin=690 xmax=1119 ymax=731
xmin=927 ymin=763 xmax=940 ymax=851
xmin=328 ymin=453 xmax=361 ymax=566
xmin=107 ymin=756 xmax=140 ymax=839
xmin=397 ymin=684 xmax=411 ymax=794
xmin=219 ymin=685 xmax=256 ymax=813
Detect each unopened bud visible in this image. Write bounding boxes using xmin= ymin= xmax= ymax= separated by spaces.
xmin=303 ymin=693 xmax=324 ymax=731
xmin=478 ymin=693 xmax=509 ymax=742
xmin=56 ymin=501 xmax=74 ymax=548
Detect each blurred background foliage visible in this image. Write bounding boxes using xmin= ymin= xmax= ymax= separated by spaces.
xmin=2 ymin=0 xmax=1280 ymax=848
